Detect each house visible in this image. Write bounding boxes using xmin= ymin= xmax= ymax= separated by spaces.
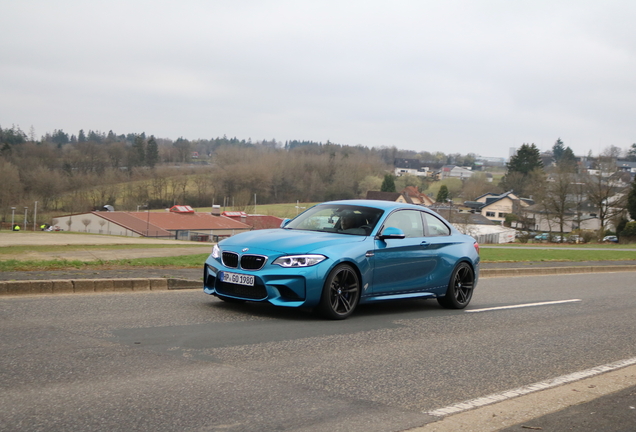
xmin=429 ymin=209 xmax=516 ymax=243
xmin=53 ymin=206 xmax=251 ymax=241
xmin=394 ymin=158 xmax=432 ymax=177
xmin=463 ymin=191 xmax=534 ymax=225
xmin=519 ymin=203 xmax=601 ymax=233
xmin=401 ymin=186 xmax=436 ymax=206
xmin=440 ymin=165 xmax=475 ymax=180
xmin=616 ymin=160 xmax=636 ymax=174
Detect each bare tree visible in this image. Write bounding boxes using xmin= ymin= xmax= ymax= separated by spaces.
xmin=585 ymin=150 xmax=628 ymax=239
xmin=81 ymin=218 xmax=92 ymax=232
xmin=543 ymin=166 xmax=576 ymax=241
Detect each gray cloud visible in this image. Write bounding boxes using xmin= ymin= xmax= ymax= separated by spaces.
xmin=2 ymin=1 xmax=636 ymax=157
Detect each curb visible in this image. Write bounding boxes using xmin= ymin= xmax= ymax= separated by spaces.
xmin=480 ymin=264 xmax=636 ymax=278
xmin=0 ymin=278 xmax=201 ymax=296
xmin=0 ymin=265 xmax=635 ymax=296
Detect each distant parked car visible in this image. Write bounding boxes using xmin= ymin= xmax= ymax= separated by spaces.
xmin=568 ymin=235 xmax=581 ymax=243
xmin=534 ymin=233 xmax=550 ymax=241
xmin=603 ymin=235 xmax=618 ymax=243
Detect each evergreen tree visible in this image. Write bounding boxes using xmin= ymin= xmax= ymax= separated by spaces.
xmin=146 ymin=135 xmax=159 ymax=168
xmin=131 ymin=134 xmax=146 ymax=167
xmin=78 ymin=129 xmax=87 ymax=143
xmin=500 ymin=143 xmax=544 ymax=196
xmin=0 ymin=125 xmax=27 ymax=146
xmin=436 ymin=184 xmax=449 ymax=202
xmin=380 ymin=174 xmax=396 ymax=192
xmin=50 ymin=129 xmax=69 ymax=145
xmin=552 ymin=138 xmax=565 ymax=162
xmin=627 ymin=143 xmax=636 ymax=162
xmin=507 ymin=143 xmax=543 ymax=175
xmin=557 ymin=146 xmax=577 ymax=172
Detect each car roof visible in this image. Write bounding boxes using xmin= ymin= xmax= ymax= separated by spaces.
xmin=318 ymin=199 xmax=431 ymax=213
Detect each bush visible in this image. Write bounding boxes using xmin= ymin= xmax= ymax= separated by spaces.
xmin=581 ymin=231 xmax=596 ymax=243
xmin=619 ymin=221 xmax=636 ymax=243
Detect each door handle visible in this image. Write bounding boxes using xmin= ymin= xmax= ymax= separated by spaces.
xmin=420 ymin=241 xmax=430 ymax=247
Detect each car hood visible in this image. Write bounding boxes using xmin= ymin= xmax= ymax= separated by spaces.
xmin=219 ymin=228 xmax=366 ymax=254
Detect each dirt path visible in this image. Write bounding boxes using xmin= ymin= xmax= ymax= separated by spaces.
xmin=0 ymin=232 xmax=212 ymax=262
xmin=0 ymin=232 xmax=199 ymax=247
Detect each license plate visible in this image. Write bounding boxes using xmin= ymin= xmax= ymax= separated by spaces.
xmin=221 ymin=271 xmax=254 ymax=286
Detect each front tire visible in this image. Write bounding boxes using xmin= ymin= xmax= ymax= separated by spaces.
xmin=437 ymin=262 xmax=474 ymax=309
xmin=317 ymin=264 xmax=360 ymax=320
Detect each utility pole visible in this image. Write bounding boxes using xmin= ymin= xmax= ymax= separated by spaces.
xmin=33 ymin=201 xmax=38 ymax=231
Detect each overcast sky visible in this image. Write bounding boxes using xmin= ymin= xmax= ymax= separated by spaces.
xmin=2 ymin=1 xmax=636 ymax=158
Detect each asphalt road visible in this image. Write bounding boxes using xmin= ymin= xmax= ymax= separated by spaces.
xmin=1 ymin=272 xmax=635 ymax=431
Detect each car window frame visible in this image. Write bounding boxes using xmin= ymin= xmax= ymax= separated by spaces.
xmin=421 ymin=210 xmax=451 ymax=237
xmin=379 ymin=209 xmax=425 ymax=238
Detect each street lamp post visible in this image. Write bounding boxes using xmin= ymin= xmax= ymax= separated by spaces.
xmin=11 ymin=207 xmax=16 ymax=229
xmin=33 ymin=201 xmax=38 ymax=231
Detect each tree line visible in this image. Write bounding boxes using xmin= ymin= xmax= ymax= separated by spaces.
xmin=1 ymin=124 xmax=635 ymax=240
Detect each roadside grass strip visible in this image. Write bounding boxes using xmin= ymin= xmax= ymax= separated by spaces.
xmin=425 ymin=357 xmax=636 ymax=417
xmin=0 ymin=254 xmax=210 ymax=271
xmin=480 ymin=248 xmax=636 ymax=262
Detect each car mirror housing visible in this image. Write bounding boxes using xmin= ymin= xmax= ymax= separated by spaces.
xmin=280 ymin=218 xmax=291 ymax=228
xmin=378 ymin=226 xmax=406 ymax=240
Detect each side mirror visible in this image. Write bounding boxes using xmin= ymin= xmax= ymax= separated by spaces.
xmin=280 ymin=218 xmax=291 ymax=228
xmin=378 ymin=226 xmax=406 ymax=240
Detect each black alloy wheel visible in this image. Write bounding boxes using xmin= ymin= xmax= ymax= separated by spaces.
xmin=437 ymin=262 xmax=474 ymax=309
xmin=317 ymin=264 xmax=360 ymax=319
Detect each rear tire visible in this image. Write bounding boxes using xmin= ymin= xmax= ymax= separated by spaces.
xmin=317 ymin=264 xmax=360 ymax=320
xmin=437 ymin=262 xmax=474 ymax=309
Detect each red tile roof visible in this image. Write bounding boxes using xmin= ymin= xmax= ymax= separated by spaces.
xmin=97 ymin=211 xmax=250 ymax=232
xmin=134 ymin=211 xmax=251 ymax=230
xmin=93 ymin=212 xmax=172 ymax=236
xmin=223 ymin=214 xmax=284 ymax=230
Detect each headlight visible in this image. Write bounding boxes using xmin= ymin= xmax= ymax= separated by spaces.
xmin=212 ymin=244 xmax=220 ymax=259
xmin=272 ymin=254 xmax=326 ymax=268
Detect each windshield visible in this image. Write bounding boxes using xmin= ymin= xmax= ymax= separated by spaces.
xmin=285 ymin=204 xmax=384 ymax=236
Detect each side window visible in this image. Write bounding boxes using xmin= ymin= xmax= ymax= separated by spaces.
xmin=383 ymin=210 xmax=424 ymax=238
xmin=422 ymin=212 xmax=451 ymax=236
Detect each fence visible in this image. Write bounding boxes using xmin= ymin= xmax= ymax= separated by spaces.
xmin=473 ymin=233 xmax=501 ymax=244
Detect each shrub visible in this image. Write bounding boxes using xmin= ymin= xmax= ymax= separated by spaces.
xmin=619 ymin=221 xmax=636 ymax=243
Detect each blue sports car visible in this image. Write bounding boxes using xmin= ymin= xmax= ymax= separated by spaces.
xmin=204 ymin=200 xmax=479 ymax=319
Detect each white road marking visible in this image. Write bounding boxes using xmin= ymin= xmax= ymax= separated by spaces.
xmin=466 ymin=299 xmax=582 ymax=313
xmin=425 ymin=357 xmax=636 ymax=417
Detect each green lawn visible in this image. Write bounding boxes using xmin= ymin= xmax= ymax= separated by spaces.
xmin=480 ymin=247 xmax=636 ymax=263
xmin=0 ymin=254 xmax=211 ymax=272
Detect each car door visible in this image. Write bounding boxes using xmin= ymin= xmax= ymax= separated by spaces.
xmin=418 ymin=210 xmax=457 ymax=291
xmin=371 ymin=209 xmax=439 ymax=295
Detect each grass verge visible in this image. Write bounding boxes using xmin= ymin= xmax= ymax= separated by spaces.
xmin=480 ymin=248 xmax=636 ymax=262
xmin=0 ymin=254 xmax=210 ymax=272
